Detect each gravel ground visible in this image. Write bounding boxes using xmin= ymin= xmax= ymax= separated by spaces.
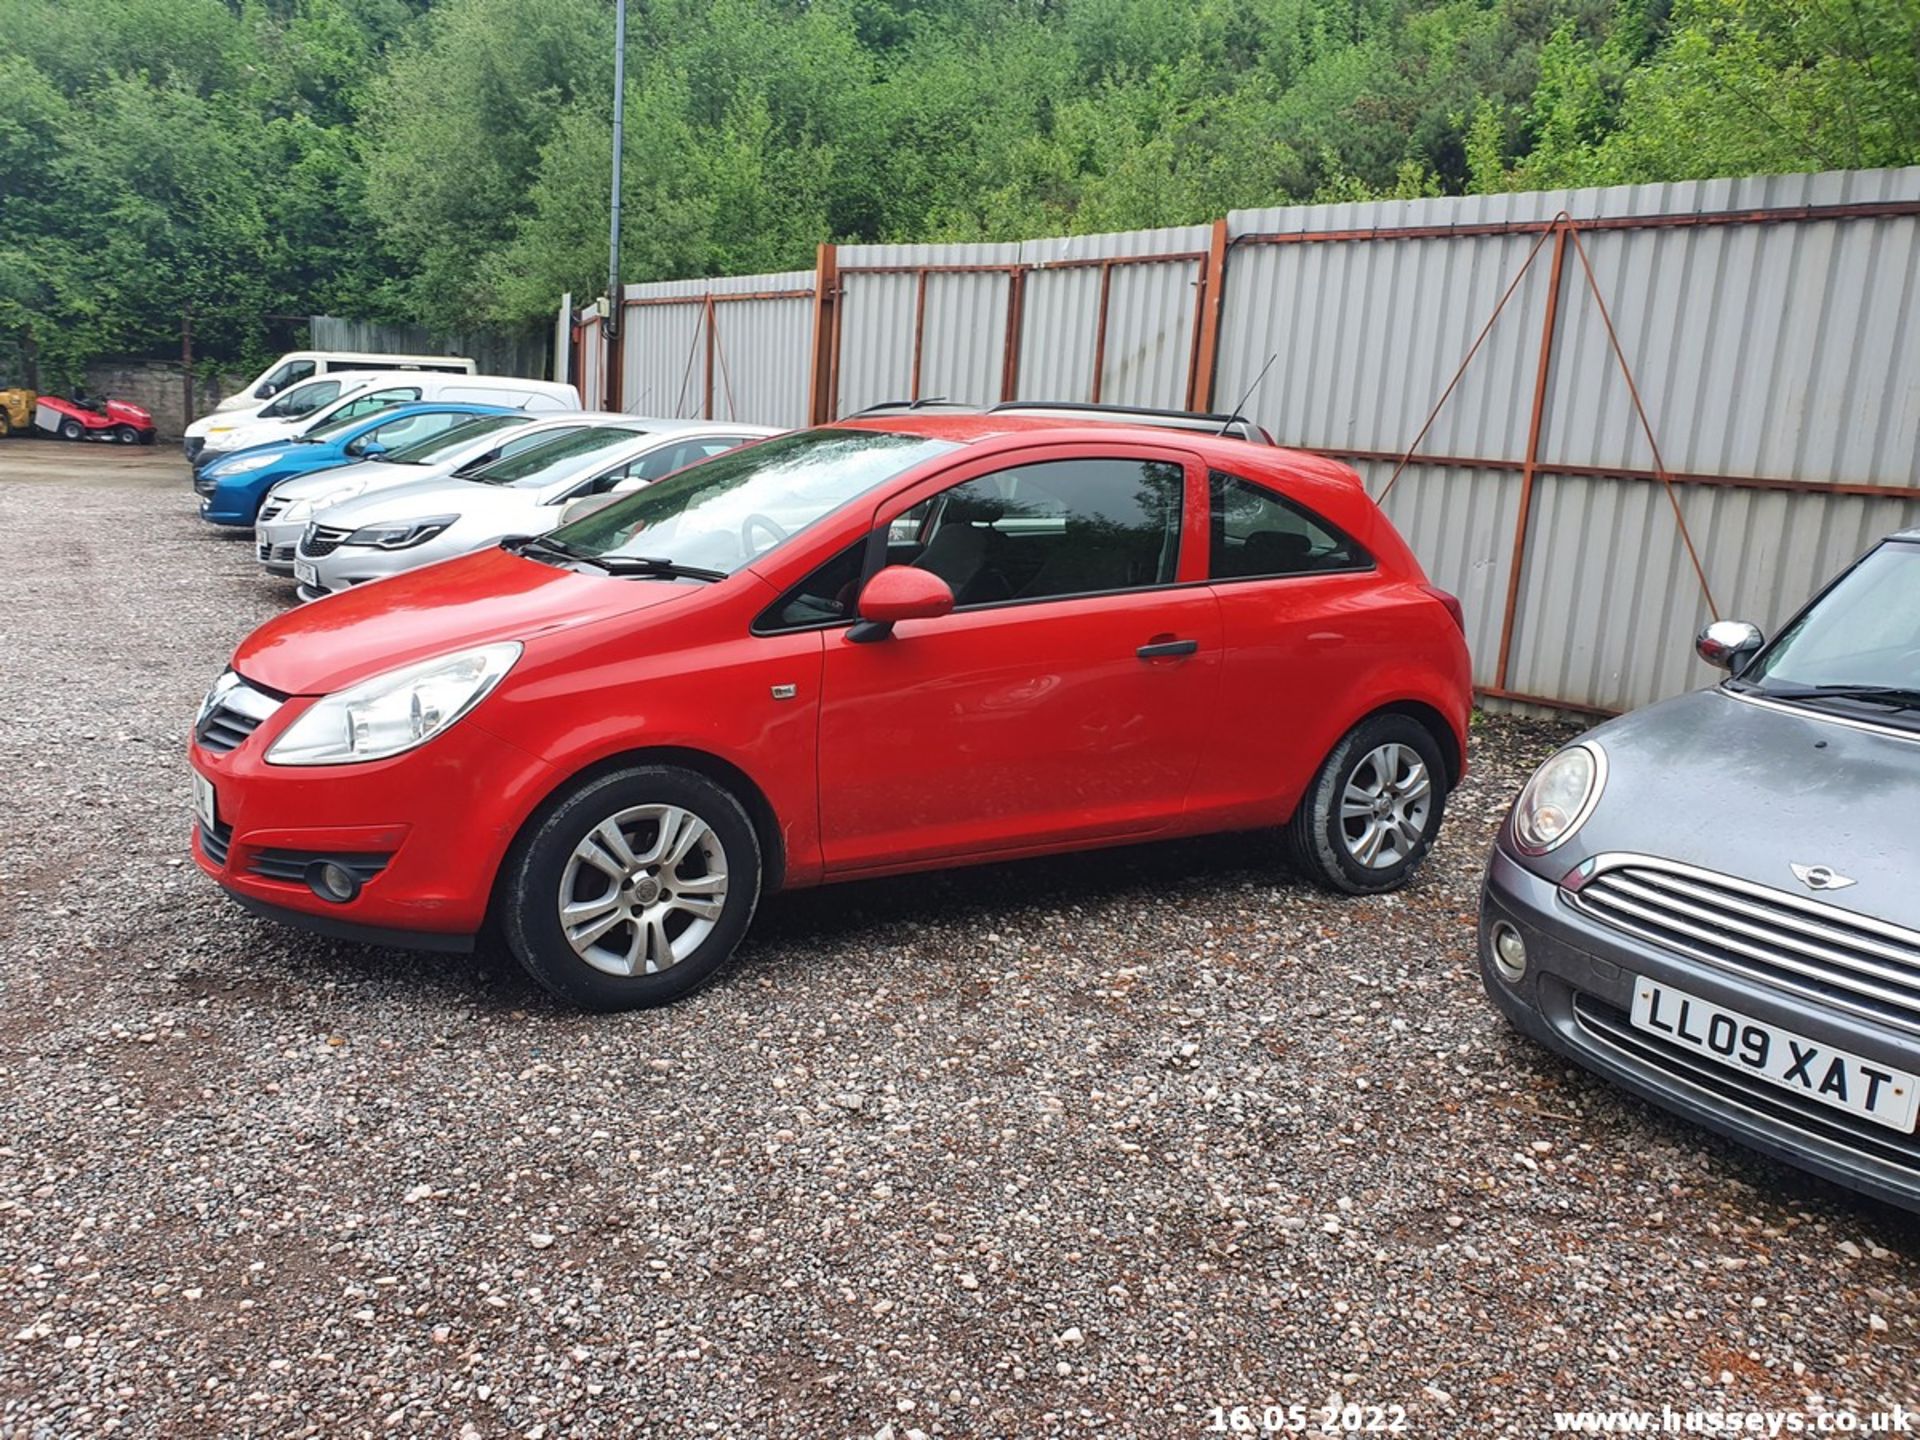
xmin=0 ymin=438 xmax=1915 ymax=1439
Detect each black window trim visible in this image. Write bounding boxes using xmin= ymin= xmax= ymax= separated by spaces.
xmin=753 ymin=452 xmax=1195 ymax=634
xmin=1206 ymin=468 xmax=1376 ymax=585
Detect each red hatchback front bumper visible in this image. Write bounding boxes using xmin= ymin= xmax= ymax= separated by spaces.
xmin=188 ymin=699 xmax=557 ymax=947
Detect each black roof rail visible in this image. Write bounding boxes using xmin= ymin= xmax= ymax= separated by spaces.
xmin=844 ymin=397 xmax=966 ymax=417
xmin=987 ymin=400 xmax=1275 ymax=445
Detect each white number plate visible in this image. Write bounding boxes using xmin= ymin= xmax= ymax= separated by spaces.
xmin=294 ymin=559 xmax=319 ymax=587
xmin=1631 ymin=978 xmax=1920 ymax=1133
xmin=192 ymin=770 xmax=217 ymax=833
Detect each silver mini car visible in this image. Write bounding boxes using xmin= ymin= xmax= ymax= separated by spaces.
xmin=1480 ymin=530 xmax=1920 ymax=1211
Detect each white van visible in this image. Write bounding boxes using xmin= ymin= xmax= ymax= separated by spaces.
xmin=184 ymin=370 xmax=396 ymax=461
xmin=196 ymin=374 xmax=582 ymax=463
xmin=210 ymin=351 xmax=478 ymax=415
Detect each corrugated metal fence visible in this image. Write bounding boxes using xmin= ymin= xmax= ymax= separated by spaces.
xmin=573 ymin=166 xmax=1920 ymax=716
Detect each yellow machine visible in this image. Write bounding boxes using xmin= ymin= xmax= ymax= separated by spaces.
xmin=0 ymin=389 xmax=33 ymax=438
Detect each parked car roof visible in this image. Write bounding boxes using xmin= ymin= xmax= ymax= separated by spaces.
xmin=831 ymin=412 xmax=1361 ymax=487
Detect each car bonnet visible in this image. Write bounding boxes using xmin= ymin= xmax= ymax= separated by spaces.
xmin=1547 ymin=686 xmax=1920 ymax=933
xmin=233 ymin=545 xmax=700 ymax=696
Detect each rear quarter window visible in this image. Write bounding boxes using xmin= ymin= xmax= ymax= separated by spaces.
xmin=1208 ymin=470 xmax=1371 ymax=580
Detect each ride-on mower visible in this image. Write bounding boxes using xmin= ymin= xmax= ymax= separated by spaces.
xmin=34 ymin=392 xmax=156 ymax=444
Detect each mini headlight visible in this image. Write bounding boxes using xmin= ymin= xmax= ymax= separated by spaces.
xmin=265 ymin=643 xmax=521 ymax=766
xmin=1512 ymin=742 xmax=1607 ymax=854
xmin=345 ymin=515 xmax=458 ymax=551
xmin=222 ymin=451 xmax=284 ymax=474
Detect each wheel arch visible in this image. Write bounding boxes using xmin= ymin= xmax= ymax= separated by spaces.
xmin=1367 ymin=699 xmax=1464 ymax=786
xmin=502 ymin=744 xmax=788 ymax=898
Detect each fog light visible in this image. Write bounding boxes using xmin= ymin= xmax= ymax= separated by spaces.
xmin=308 ymin=861 xmax=361 ymax=904
xmin=1491 ymin=922 xmax=1528 ymax=983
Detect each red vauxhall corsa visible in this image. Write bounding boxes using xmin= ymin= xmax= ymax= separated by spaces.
xmin=188 ymin=414 xmax=1472 ymax=1009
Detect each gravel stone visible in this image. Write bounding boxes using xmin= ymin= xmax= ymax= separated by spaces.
xmin=0 ymin=442 xmax=1916 ymax=1437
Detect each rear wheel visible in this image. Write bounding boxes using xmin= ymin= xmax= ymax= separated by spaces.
xmin=499 ymin=765 xmax=762 ymax=1011
xmin=58 ymin=418 xmax=82 ymax=441
xmin=1286 ymin=714 xmax=1449 ymax=894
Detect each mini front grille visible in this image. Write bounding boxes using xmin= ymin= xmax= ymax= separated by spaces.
xmin=194 ymin=674 xmax=285 ymax=755
xmin=257 ymin=542 xmax=295 ymax=565
xmin=1572 ymin=992 xmax=1919 ymax=1176
xmin=1571 ymin=857 xmax=1920 ymax=1035
xmin=249 ymin=850 xmax=393 ymax=885
xmin=197 ymin=819 xmax=233 ymax=868
xmin=301 ymin=524 xmax=350 ymax=558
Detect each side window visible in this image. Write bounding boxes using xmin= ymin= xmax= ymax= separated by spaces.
xmin=1208 ymin=471 xmax=1370 ymax=580
xmin=257 ymin=359 xmax=314 ymax=397
xmin=627 ymin=437 xmax=746 ymax=484
xmin=283 ymin=380 xmax=339 ymax=416
xmin=350 ymin=411 xmax=461 ymax=454
xmin=906 ymin=457 xmax=1185 ymax=607
xmin=757 ymin=539 xmax=868 ymax=632
xmin=334 ymin=386 xmax=420 ymax=420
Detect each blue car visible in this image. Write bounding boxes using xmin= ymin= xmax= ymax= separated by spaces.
xmin=194 ymin=403 xmax=518 ymax=526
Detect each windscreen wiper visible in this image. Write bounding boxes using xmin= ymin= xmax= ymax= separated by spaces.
xmin=502 ymin=536 xmax=723 ymax=582
xmin=593 ymin=554 xmax=727 ymax=582
xmin=1771 ymin=683 xmax=1920 ymax=712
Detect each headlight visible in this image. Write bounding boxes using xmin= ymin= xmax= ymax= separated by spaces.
xmin=266 ymin=643 xmax=521 ymax=766
xmin=1512 ymin=742 xmax=1607 ymax=854
xmin=221 ymin=451 xmax=285 ymax=474
xmin=345 ymin=515 xmax=457 ymax=550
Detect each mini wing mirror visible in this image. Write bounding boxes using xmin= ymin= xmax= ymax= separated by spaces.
xmin=848 ymin=565 xmax=954 ymax=644
xmin=558 ymin=495 xmax=612 ymax=526
xmin=1696 ymin=619 xmax=1765 ymax=674
xmin=610 ymin=476 xmax=647 ymax=496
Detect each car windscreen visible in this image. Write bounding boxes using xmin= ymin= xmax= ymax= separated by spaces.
xmin=465 ymin=426 xmax=650 ymax=487
xmin=382 ymin=413 xmax=530 ymax=465
xmin=1741 ymin=540 xmax=1920 ymax=723
xmin=299 ymin=408 xmax=379 ymax=444
xmin=547 ymin=428 xmax=959 ymax=577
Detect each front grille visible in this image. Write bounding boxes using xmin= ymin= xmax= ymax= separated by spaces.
xmin=301 ymin=524 xmax=350 ymax=558
xmin=258 ymin=497 xmax=288 ymax=523
xmin=1571 ymin=858 xmax=1920 ymax=1036
xmin=194 ymin=674 xmax=285 ymax=755
xmin=257 ymin=541 xmax=295 ymax=566
xmin=197 ymin=818 xmax=232 ymax=868
xmin=249 ymin=850 xmax=392 ymax=885
xmin=184 ymin=438 xmax=204 ymax=462
xmin=1572 ymin=992 xmax=1920 ymax=1175
xmin=193 ymin=472 xmax=217 ymax=496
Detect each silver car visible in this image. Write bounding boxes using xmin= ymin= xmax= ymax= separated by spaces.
xmin=254 ymin=411 xmax=644 ymax=575
xmin=292 ymin=421 xmax=779 ymax=600
xmin=1480 ymin=530 xmax=1920 ymax=1211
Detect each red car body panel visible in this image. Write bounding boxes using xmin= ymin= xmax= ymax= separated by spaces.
xmin=190 ymin=416 xmax=1472 ymax=943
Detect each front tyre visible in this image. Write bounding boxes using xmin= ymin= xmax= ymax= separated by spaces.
xmin=114 ymin=424 xmax=140 ymax=445
xmin=500 ymin=765 xmax=761 ymax=1011
xmin=1286 ymin=714 xmax=1449 ymax=895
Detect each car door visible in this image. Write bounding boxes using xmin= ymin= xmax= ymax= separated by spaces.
xmin=813 ymin=446 xmax=1223 ymax=874
xmin=1188 ymin=468 xmax=1384 ymax=824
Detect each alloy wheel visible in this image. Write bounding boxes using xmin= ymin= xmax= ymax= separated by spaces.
xmin=557 ymin=804 xmax=729 ymax=977
xmin=1338 ymin=741 xmax=1433 ymax=869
